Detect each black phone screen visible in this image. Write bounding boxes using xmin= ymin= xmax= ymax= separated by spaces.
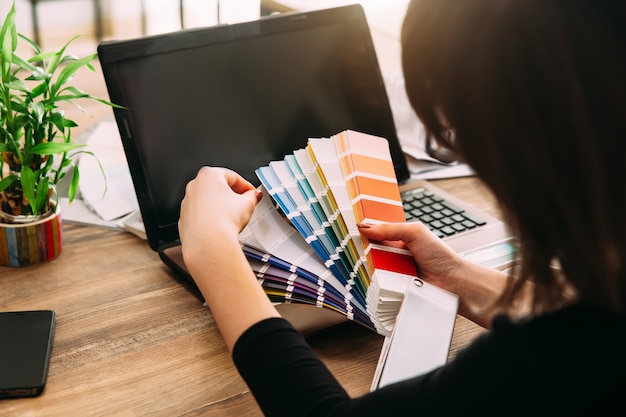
xmin=0 ymin=310 xmax=56 ymax=398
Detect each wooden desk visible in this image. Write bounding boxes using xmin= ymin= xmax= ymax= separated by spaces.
xmin=0 ymin=176 xmax=490 ymax=416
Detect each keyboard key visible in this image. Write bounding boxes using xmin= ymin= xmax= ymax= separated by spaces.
xmin=441 ymin=201 xmax=464 ymax=214
xmin=402 ymin=186 xmax=487 ymax=239
xmin=461 ymin=219 xmax=477 ymax=229
xmin=440 ymin=226 xmax=457 ymax=236
xmin=430 ymin=220 xmax=445 ymax=229
xmin=462 ymin=212 xmax=487 ymax=226
xmin=452 ymin=223 xmax=467 ymax=232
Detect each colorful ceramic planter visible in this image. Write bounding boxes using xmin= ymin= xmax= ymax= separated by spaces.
xmin=0 ymin=205 xmax=62 ymax=267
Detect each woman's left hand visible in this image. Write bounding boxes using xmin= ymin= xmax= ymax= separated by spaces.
xmin=178 ymin=166 xmax=262 ymax=269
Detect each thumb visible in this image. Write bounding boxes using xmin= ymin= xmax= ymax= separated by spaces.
xmin=357 ymin=222 xmax=421 ymax=243
xmin=247 ymin=188 xmax=263 ymax=204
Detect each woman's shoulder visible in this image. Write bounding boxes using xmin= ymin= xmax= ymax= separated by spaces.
xmin=489 ymin=303 xmax=625 ymax=346
xmin=482 ymin=303 xmax=626 ymax=377
xmin=441 ymin=303 xmax=626 ymax=412
xmin=498 ymin=303 xmax=625 ymax=335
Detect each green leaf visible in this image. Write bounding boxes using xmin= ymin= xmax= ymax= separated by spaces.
xmin=54 ymin=85 xmax=123 ymax=108
xmin=51 ymin=54 xmax=97 ymax=97
xmin=51 ymin=112 xmax=66 ymax=131
xmin=10 ymin=99 xmax=29 ymax=113
xmin=19 ymin=165 xmax=37 ymax=212
xmin=32 ymin=101 xmax=45 ymax=123
xmin=0 ymin=174 xmax=18 ymax=192
xmin=68 ymin=164 xmax=80 ymax=202
xmin=59 ymin=157 xmax=72 ymax=169
xmin=26 ymin=66 xmax=51 ymax=82
xmin=76 ymin=150 xmax=108 ymax=197
xmin=35 ymin=177 xmax=50 ymax=213
xmin=9 ymin=51 xmax=37 ymax=73
xmin=61 ymin=85 xmax=88 ymax=95
xmin=41 ymin=153 xmax=54 ymax=171
xmin=63 ymin=118 xmax=78 ymax=128
xmin=31 ymin=142 xmax=84 ymax=154
xmin=0 ymin=3 xmax=17 ymax=81
xmin=28 ymin=50 xmax=54 ymax=61
xmin=4 ymin=78 xmax=30 ymax=93
xmin=46 ymin=34 xmax=82 ymax=75
xmin=30 ymin=81 xmax=48 ymax=99
xmin=46 ymin=93 xmax=90 ymax=103
xmin=17 ymin=32 xmax=41 ymax=56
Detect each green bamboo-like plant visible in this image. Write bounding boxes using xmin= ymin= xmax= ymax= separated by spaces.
xmin=0 ymin=2 xmax=119 ymax=219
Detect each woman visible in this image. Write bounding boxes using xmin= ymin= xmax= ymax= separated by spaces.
xmin=178 ymin=0 xmax=626 ymax=415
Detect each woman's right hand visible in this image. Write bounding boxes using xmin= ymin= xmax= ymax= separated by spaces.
xmin=358 ymin=221 xmax=508 ymax=328
xmin=357 ymin=221 xmax=464 ymax=295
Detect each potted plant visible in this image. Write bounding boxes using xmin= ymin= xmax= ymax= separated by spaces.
xmin=0 ymin=2 xmax=117 ymax=266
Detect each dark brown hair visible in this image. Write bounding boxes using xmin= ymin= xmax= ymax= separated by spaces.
xmin=401 ymin=0 xmax=626 ymax=314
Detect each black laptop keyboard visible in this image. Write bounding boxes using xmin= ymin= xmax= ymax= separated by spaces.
xmin=402 ymin=187 xmax=487 ymax=239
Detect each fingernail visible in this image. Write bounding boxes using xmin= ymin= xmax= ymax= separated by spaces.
xmin=356 ymin=223 xmax=371 ymax=229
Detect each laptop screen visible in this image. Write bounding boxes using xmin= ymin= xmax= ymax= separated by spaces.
xmin=98 ymin=5 xmax=409 ymax=250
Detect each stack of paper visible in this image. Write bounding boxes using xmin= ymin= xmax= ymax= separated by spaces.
xmin=239 ymin=130 xmax=419 ymax=336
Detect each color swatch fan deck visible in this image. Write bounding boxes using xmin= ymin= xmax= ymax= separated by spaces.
xmin=238 ymin=130 xmax=420 ymax=335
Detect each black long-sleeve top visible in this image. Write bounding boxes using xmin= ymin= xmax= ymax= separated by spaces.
xmin=233 ymin=303 xmax=626 ymax=416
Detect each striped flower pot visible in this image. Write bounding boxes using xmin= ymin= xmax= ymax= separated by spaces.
xmin=0 ymin=204 xmax=62 ymax=267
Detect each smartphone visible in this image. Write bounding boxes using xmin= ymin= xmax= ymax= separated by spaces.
xmin=0 ymin=310 xmax=56 ymax=398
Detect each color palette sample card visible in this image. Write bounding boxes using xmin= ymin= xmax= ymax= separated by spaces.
xmin=239 ymin=130 xmax=420 ymax=335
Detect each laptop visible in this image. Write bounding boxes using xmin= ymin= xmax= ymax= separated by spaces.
xmin=97 ymin=4 xmax=513 ymax=334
